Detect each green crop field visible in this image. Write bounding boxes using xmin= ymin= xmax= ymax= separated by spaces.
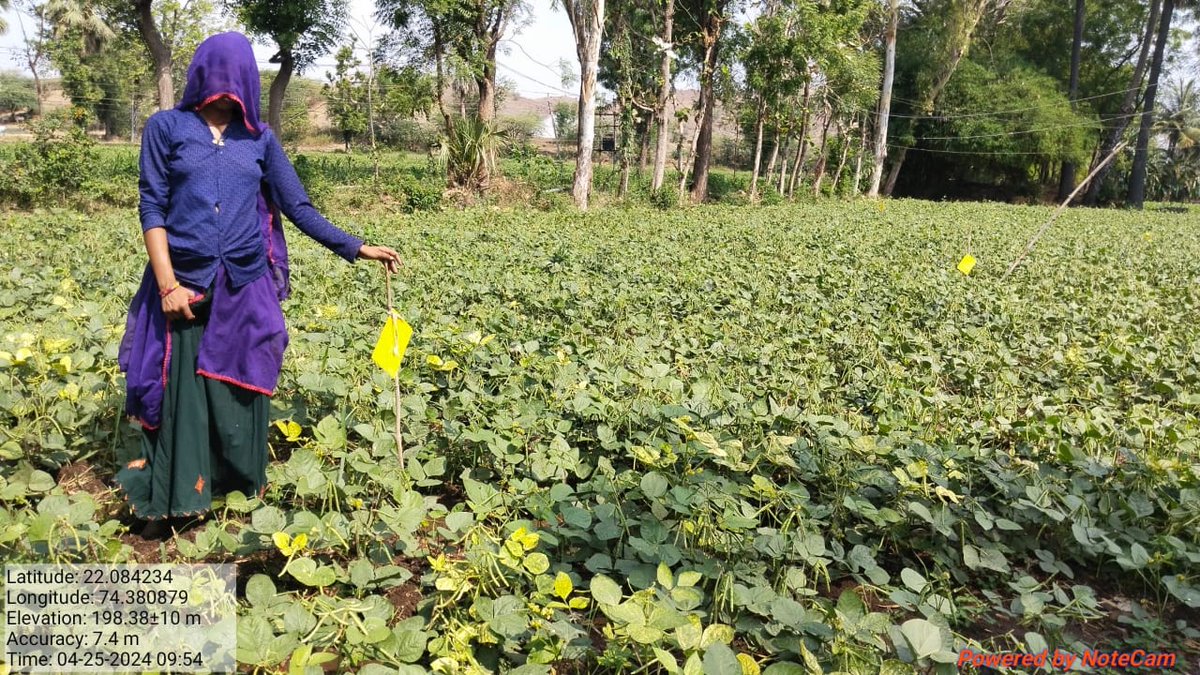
xmin=1 ymin=199 xmax=1198 ymax=673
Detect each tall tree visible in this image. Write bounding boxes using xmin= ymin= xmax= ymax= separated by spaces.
xmin=378 ymin=0 xmax=526 ymax=124
xmin=882 ymin=0 xmax=996 ymax=195
xmin=14 ymin=0 xmax=51 ymax=113
xmin=132 ymin=0 xmax=171 ymax=109
xmin=868 ymin=0 xmax=898 ymax=197
xmin=1083 ymin=0 xmax=1159 ymax=205
xmin=231 ymin=0 xmax=346 ymax=133
xmin=1055 ymin=0 xmax=1085 ymax=201
xmin=650 ymin=0 xmax=675 ymax=191
xmin=741 ymin=5 xmax=796 ymax=199
xmin=598 ymin=0 xmax=657 ymax=198
xmin=679 ymin=0 xmax=732 ymax=202
xmin=562 ymin=0 xmax=605 ymax=209
xmin=1127 ymin=0 xmax=1175 ymax=209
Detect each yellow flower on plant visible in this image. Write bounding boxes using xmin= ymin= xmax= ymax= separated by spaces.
xmin=55 ymin=356 xmax=72 ymax=374
xmin=43 ymin=338 xmax=71 ymax=354
xmin=273 ymin=419 xmax=302 ymax=442
xmin=273 ymin=532 xmax=308 ymax=556
xmin=426 ymin=355 xmax=458 ymax=371
xmin=12 ymin=348 xmax=33 ymax=364
xmin=59 ymin=383 xmax=81 ymax=401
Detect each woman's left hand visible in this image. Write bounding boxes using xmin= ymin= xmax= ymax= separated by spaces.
xmin=358 ymin=245 xmax=401 ymax=273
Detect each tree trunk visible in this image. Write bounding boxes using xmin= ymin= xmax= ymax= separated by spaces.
xmin=433 ymin=29 xmax=452 ymax=137
xmin=638 ymin=120 xmax=651 ymax=173
xmin=650 ymin=0 xmax=674 ymax=191
xmin=883 ymin=146 xmax=906 ymax=195
xmin=1127 ymin=0 xmax=1173 ymax=209
xmin=787 ymin=80 xmax=813 ymax=198
xmin=777 ymin=137 xmax=790 ymax=193
xmin=830 ymin=122 xmax=851 ymax=196
xmin=1057 ymin=0 xmax=1086 ymax=201
xmin=852 ymin=115 xmax=867 ymax=195
xmin=477 ymin=67 xmax=496 ymax=121
xmin=811 ymin=105 xmax=834 ymax=195
xmin=267 ymin=48 xmax=295 ymax=133
xmin=687 ymin=1 xmax=727 ymax=203
xmin=679 ymin=113 xmax=701 ymax=202
xmin=868 ymin=0 xmax=898 ymax=197
xmin=787 ymin=136 xmax=805 ymax=197
xmin=566 ymin=0 xmax=605 ymax=210
xmin=1084 ymin=0 xmax=1159 ymax=206
xmin=765 ymin=129 xmax=780 ymax=178
xmin=749 ymin=98 xmax=766 ymax=199
xmin=689 ymin=19 xmax=721 ymax=203
xmin=133 ymin=0 xmax=173 ymax=111
xmin=31 ymin=72 xmax=43 ymax=115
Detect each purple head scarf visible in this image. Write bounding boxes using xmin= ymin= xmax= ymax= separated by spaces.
xmin=177 ymin=31 xmax=291 ymax=301
xmin=176 ymin=31 xmax=263 ymax=134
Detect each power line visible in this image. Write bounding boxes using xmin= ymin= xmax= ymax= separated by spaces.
xmin=496 ymin=61 xmax=574 ymax=96
xmin=917 ymin=111 xmax=1137 ymax=141
xmin=884 ymin=86 xmax=1144 ymax=121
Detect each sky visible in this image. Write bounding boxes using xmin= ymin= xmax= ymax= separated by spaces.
xmin=0 ymin=0 xmax=581 ymax=99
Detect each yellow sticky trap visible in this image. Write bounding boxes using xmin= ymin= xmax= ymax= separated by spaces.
xmin=372 ymin=314 xmax=412 ymax=378
xmin=957 ymin=255 xmax=977 ymax=276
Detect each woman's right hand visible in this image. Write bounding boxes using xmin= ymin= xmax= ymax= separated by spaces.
xmin=162 ymin=286 xmax=197 ymax=321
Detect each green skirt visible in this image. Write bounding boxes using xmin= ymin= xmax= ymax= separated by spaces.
xmin=116 ymin=293 xmax=269 ymax=520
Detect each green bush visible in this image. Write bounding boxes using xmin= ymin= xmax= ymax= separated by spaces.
xmin=387 ymin=172 xmax=443 ymax=213
xmin=648 ymin=185 xmax=677 ymax=210
xmin=0 ymin=111 xmax=98 ymax=208
xmin=378 ymin=118 xmax=439 ymax=152
xmin=759 ymin=184 xmax=785 ymax=206
xmin=506 ymin=144 xmax=570 ymax=194
xmin=292 ymin=154 xmax=335 ymax=209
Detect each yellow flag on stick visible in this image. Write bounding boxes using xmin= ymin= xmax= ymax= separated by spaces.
xmin=957 ymin=255 xmax=977 ymax=276
xmin=372 ymin=313 xmax=412 ymax=378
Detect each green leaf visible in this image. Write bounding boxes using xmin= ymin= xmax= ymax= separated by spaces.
xmin=641 ymin=471 xmax=669 ymax=497
xmin=899 ymin=618 xmax=943 ymax=659
xmin=627 ymin=624 xmax=665 ymax=644
xmin=763 ymin=664 xmax=807 ymax=675
xmin=313 ymin=414 xmax=346 ymax=450
xmin=444 ymin=511 xmax=474 ymax=532
xmin=245 ymin=575 xmax=277 ymax=608
xmin=900 ymin=568 xmax=927 ymax=593
xmin=700 ymin=623 xmax=735 ymax=648
xmin=657 ymin=562 xmax=674 ymax=589
xmin=654 ymin=647 xmax=681 ymax=675
xmin=590 ymin=574 xmax=624 ymax=606
xmin=524 ymin=552 xmax=551 ymax=574
xmin=702 ymin=644 xmax=741 ymax=675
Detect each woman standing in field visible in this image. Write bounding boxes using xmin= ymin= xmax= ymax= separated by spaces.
xmin=116 ymin=32 xmax=400 ymax=537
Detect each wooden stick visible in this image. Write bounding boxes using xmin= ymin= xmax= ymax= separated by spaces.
xmin=1003 ymin=141 xmax=1128 ymax=279
xmin=385 ymin=270 xmax=404 ymax=466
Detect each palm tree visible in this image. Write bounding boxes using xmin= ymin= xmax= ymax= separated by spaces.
xmin=1155 ymin=79 xmax=1200 ymax=159
xmin=45 ymin=0 xmax=115 ymax=51
xmin=1127 ymin=0 xmax=1176 ymax=209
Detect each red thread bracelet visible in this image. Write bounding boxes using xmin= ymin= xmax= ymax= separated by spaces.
xmin=159 ymin=282 xmax=180 ymax=298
